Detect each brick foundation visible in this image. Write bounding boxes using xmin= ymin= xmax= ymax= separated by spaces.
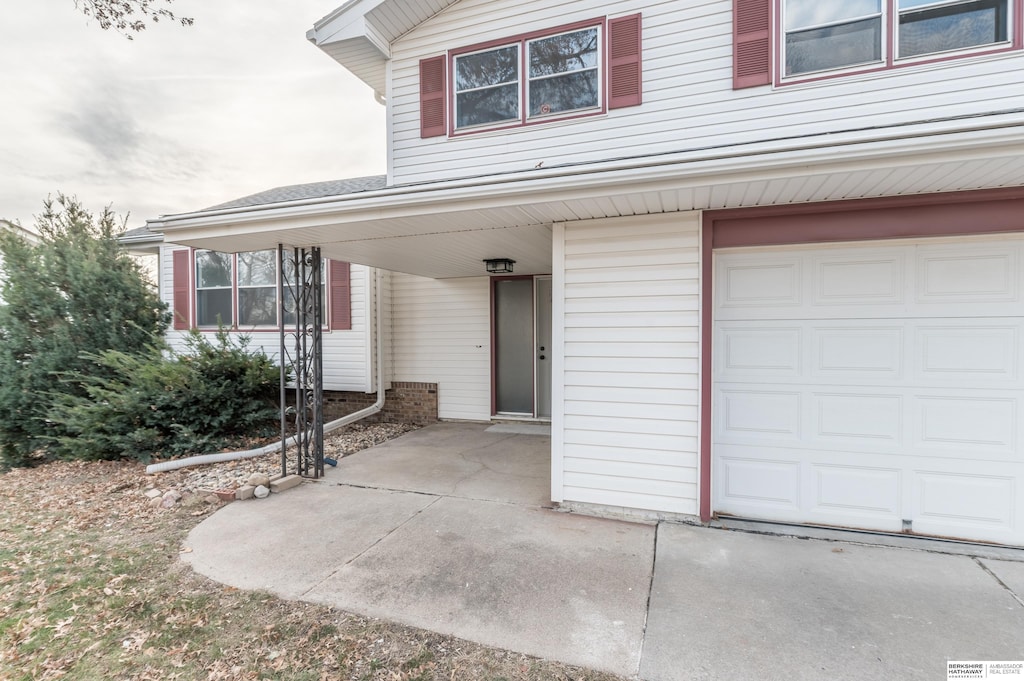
xmin=322 ymin=382 xmax=438 ymax=425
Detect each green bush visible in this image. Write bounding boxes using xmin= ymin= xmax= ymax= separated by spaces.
xmin=48 ymin=330 xmax=281 ymax=463
xmin=0 ymin=196 xmax=169 ymax=467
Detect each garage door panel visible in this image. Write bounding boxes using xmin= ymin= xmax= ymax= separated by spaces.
xmin=717 ymin=324 xmax=801 ymax=378
xmin=813 ymin=326 xmax=904 ymax=378
xmin=812 ymin=254 xmax=905 ymax=306
xmin=716 ymin=452 xmax=801 ymax=511
xmin=717 ymin=258 xmax=801 ymax=311
xmin=714 ymin=236 xmax=1024 ymax=546
xmin=914 ymin=323 xmax=1020 ymax=383
xmin=915 ymin=396 xmax=1017 ymax=453
xmin=814 ymin=393 xmax=904 ymax=445
xmin=716 ymin=389 xmax=802 ymax=441
xmin=916 ymin=244 xmax=1018 ymax=305
xmin=912 ymin=468 xmax=1019 ymax=544
xmin=808 ymin=464 xmax=901 ymax=520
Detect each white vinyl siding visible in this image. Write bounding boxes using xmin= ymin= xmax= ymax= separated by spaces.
xmin=554 ymin=213 xmax=701 ymax=515
xmin=159 ymin=246 xmax=372 ymax=392
xmin=387 ymin=0 xmax=1024 ymax=185
xmin=390 ymin=272 xmax=492 ymax=421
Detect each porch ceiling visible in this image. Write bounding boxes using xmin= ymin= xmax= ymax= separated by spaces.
xmin=152 ymin=118 xmax=1024 ymax=279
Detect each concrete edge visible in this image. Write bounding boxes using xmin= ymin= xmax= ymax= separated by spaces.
xmin=709 ymin=517 xmax=1024 ymax=563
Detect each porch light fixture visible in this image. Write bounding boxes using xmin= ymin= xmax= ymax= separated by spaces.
xmin=484 ymin=258 xmax=515 ymax=274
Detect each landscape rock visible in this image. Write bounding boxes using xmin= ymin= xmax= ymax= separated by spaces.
xmin=144 ymin=488 xmax=162 ymax=499
xmin=161 ymin=489 xmax=182 ymax=509
xmin=235 ymin=485 xmax=256 ymax=501
xmin=247 ymin=473 xmax=270 ymax=488
xmin=253 ymin=485 xmax=270 ymax=499
xmin=148 ymin=496 xmax=164 ymax=509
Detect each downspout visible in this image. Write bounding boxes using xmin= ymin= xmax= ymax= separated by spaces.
xmin=146 ymin=268 xmax=386 ymax=474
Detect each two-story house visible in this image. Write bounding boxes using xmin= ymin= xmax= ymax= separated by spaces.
xmin=148 ymin=0 xmax=1024 ymax=547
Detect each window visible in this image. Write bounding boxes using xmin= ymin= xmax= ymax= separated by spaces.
xmin=454 ymin=45 xmax=521 ymax=129
xmin=452 ymin=25 xmax=602 ymax=132
xmin=784 ymin=1 xmax=882 ymax=76
xmin=195 ymin=250 xmax=234 ymax=327
xmin=419 ymin=16 xmax=641 ymax=137
xmin=186 ymin=249 xmax=341 ymax=330
xmin=782 ymin=0 xmax=1012 ymax=78
xmin=898 ymin=0 xmax=1008 ymax=58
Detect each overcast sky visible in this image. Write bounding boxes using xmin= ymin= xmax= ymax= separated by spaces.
xmin=0 ymin=1 xmax=386 ymax=230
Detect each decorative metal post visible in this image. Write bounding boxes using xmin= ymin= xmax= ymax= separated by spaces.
xmin=278 ymin=245 xmax=325 ymax=478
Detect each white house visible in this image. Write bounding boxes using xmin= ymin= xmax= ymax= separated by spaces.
xmin=147 ymin=0 xmax=1024 ymax=547
xmin=0 ymin=220 xmax=39 ymax=302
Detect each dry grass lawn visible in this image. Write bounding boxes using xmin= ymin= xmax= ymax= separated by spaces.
xmin=0 ymin=456 xmax=625 ymax=681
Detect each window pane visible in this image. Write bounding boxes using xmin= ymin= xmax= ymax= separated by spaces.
xmin=195 ymin=250 xmax=232 ymax=288
xmin=899 ymin=0 xmax=1006 ymax=58
xmin=196 ymin=289 xmax=233 ymax=327
xmin=455 ymin=46 xmax=518 ymax=91
xmin=786 ymin=17 xmax=882 ymax=75
xmin=786 ymin=0 xmax=880 ymax=30
xmin=456 ymin=83 xmax=519 ymax=128
xmin=237 ymin=250 xmax=276 ymax=287
xmin=238 ymin=286 xmax=277 ymax=326
xmin=529 ymin=69 xmax=598 ymax=117
xmin=528 ymin=28 xmax=599 ymax=77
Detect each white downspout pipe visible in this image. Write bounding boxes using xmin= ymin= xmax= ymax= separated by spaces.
xmin=146 ymin=268 xmax=386 ymax=474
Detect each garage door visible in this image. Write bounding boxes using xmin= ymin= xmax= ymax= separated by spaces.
xmin=713 ymin=235 xmax=1024 ymax=546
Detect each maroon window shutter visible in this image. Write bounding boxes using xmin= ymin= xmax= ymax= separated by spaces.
xmin=420 ymin=56 xmax=447 ymax=138
xmin=733 ymin=0 xmax=771 ymax=89
xmin=172 ymin=249 xmax=190 ymax=330
xmin=328 ymin=260 xmax=352 ymax=331
xmin=608 ymin=13 xmax=642 ymax=109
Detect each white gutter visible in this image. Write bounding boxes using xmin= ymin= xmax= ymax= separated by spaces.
xmin=145 ymin=268 xmax=386 ymax=475
xmin=149 ymin=108 xmax=1024 ymax=232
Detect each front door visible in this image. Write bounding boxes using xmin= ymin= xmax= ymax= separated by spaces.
xmin=493 ymin=276 xmax=552 ymax=418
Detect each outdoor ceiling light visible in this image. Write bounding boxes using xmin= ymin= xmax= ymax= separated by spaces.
xmin=483 ymin=258 xmax=515 ymax=274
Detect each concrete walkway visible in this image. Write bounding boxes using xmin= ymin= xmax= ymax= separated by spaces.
xmin=182 ymin=423 xmax=1024 ymax=680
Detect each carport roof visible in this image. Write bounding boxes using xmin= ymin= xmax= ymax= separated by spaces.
xmin=202 ymin=176 xmax=388 ymax=212
xmin=148 ymin=110 xmax=1024 ymax=280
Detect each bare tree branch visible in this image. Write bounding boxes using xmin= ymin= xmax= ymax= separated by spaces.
xmin=73 ymin=0 xmax=194 ymax=39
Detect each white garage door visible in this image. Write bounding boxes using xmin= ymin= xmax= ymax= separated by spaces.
xmin=713 ymin=235 xmax=1024 ymax=546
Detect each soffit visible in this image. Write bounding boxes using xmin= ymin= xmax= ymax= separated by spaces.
xmin=155 ymin=125 xmax=1024 ymax=279
xmin=309 ymin=0 xmax=459 ymax=95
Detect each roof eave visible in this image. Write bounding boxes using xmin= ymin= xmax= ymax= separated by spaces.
xmin=151 ymin=113 xmax=1024 ymax=235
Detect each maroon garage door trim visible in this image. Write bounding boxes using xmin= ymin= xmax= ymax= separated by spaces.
xmin=698 ymin=187 xmax=1024 ymax=521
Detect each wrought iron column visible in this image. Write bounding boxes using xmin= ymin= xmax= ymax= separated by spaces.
xmin=278 ymin=245 xmax=324 ymax=478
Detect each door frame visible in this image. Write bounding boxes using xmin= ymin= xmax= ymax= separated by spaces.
xmin=489 ymin=274 xmax=552 ymax=418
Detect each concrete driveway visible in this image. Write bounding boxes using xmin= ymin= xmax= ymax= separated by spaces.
xmin=183 ymin=422 xmax=1024 ymax=680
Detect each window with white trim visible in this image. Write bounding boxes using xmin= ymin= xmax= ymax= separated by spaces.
xmin=453 ymin=25 xmax=602 ymax=131
xmin=194 ymin=249 xmax=327 ymax=330
xmin=782 ymin=0 xmax=1011 ymax=78
xmin=195 ymin=250 xmax=234 ymax=328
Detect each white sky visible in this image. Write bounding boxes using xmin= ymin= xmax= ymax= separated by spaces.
xmin=0 ymin=1 xmax=386 ymax=230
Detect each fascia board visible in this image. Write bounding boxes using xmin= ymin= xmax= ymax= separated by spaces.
xmin=152 ymin=114 xmax=1024 ymax=234
xmin=309 ymin=0 xmax=383 ymax=44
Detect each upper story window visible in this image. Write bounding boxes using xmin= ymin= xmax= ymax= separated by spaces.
xmin=898 ymin=0 xmax=1008 ymax=58
xmin=452 ymin=25 xmax=602 ymax=132
xmin=419 ymin=15 xmax=641 ymax=138
xmin=782 ymin=0 xmax=1012 ymax=79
